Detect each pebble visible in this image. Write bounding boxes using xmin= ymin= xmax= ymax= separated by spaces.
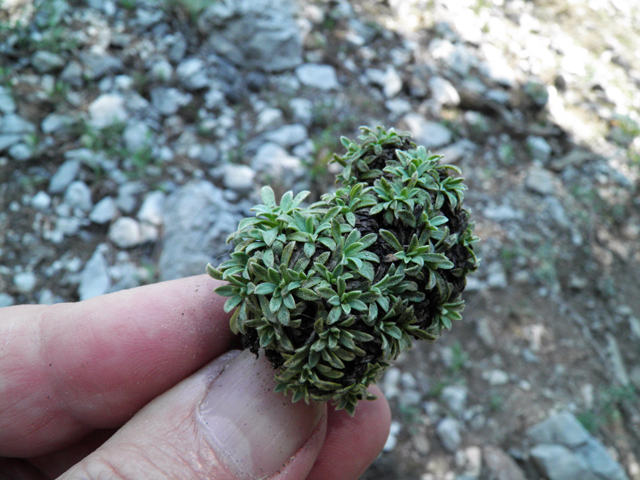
xmin=264 ymin=124 xmax=308 ymax=148
xmin=383 ymin=420 xmax=402 ymax=452
xmin=484 ymin=369 xmax=509 ymax=385
xmin=290 ymin=98 xmax=313 ymax=126
xmin=108 ymin=217 xmax=143 ymax=248
xmin=429 ymin=76 xmax=460 ymax=106
xmin=0 ymin=86 xmax=16 ymax=113
xmin=222 ymin=164 xmax=256 ymax=193
xmin=251 ymin=142 xmax=304 ymax=183
xmin=9 ymin=143 xmax=32 ymax=161
xmin=31 ymin=191 xmax=52 ymax=211
xmin=42 ymin=113 xmax=77 ymax=134
xmin=525 ymin=167 xmax=556 ymax=196
xmin=137 ymin=191 xmax=165 ymax=226
xmin=526 ymin=135 xmax=552 ymax=163
xmin=151 ymin=87 xmax=192 ymax=116
xmin=256 ymin=107 xmax=285 ymax=132
xmin=64 ymin=181 xmax=93 ymax=212
xmin=123 ymin=121 xmax=151 ymax=152
xmin=441 ymin=385 xmax=467 ymax=416
xmin=78 ymin=245 xmax=111 ymax=301
xmin=88 ymin=93 xmax=129 ymax=129
xmin=436 ymin=417 xmax=461 ymax=453
xmin=365 ymin=66 xmax=403 ymax=98
xmin=14 ymin=271 xmax=37 ymax=294
xmin=402 ymin=113 xmax=453 ymax=149
xmin=31 ymin=50 xmax=65 ymax=73
xmin=176 ymin=58 xmax=209 ymax=90
xmin=530 ymin=444 xmax=594 ymax=480
xmin=89 ymin=196 xmax=118 ymax=224
xmin=295 ymin=63 xmax=339 ymax=90
xmin=0 ymin=292 xmax=15 ymax=307
xmin=49 ymin=160 xmax=80 ymax=194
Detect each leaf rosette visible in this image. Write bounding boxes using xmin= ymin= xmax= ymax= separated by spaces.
xmin=208 ymin=126 xmax=479 ymax=415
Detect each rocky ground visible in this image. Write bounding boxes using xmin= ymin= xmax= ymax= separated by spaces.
xmin=2 ymin=0 xmax=640 ymax=478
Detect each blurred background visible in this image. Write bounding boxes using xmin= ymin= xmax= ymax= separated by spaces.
xmin=1 ymin=0 xmax=640 ymax=478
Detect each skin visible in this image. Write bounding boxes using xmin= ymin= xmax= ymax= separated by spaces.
xmin=0 ymin=274 xmax=391 ymax=479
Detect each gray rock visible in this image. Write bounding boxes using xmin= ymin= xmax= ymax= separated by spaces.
xmin=483 ymin=203 xmax=523 ymax=222
xmin=151 ymin=88 xmax=192 ymax=116
xmin=530 ymin=444 xmax=595 ymax=480
xmin=60 ymin=61 xmax=84 ymax=87
xmin=0 ymin=292 xmax=15 ymax=307
xmin=0 ymin=134 xmax=22 ymax=152
xmin=251 ymin=142 xmax=304 ymax=184
xmin=295 ymin=64 xmax=339 ymax=90
xmin=402 ymin=113 xmax=452 ymax=150
xmin=436 ymin=417 xmax=461 ymax=453
xmin=365 ymin=66 xmax=403 ymax=98
xmin=64 ymin=181 xmax=93 ymax=212
xmin=79 ymin=51 xmax=124 ymax=80
xmin=78 ymin=245 xmax=111 ymax=301
xmin=483 ymin=446 xmax=527 ymax=480
xmin=14 ymin=271 xmax=37 ymax=294
xmin=159 ymin=180 xmax=241 ymax=281
xmin=200 ymin=0 xmax=302 ymax=72
xmin=42 ymin=113 xmax=78 ymax=134
xmin=525 ymin=168 xmax=555 ymax=196
xmin=290 ymin=98 xmax=313 ymax=126
xmin=123 ymin=121 xmax=151 ymax=152
xmin=480 ymin=44 xmax=517 ymax=87
xmin=0 ymin=86 xmax=16 ymax=113
xmin=89 ymin=196 xmax=118 ymax=224
xmin=49 ymin=160 xmax=80 ymax=194
xmin=486 ymin=262 xmax=508 ymax=289
xmin=1 ymin=114 xmax=36 ymax=134
xmin=575 ymin=437 xmax=629 ymax=480
xmin=527 ymin=136 xmax=552 ymax=163
xmin=606 ymin=333 xmax=630 ymax=386
xmin=108 ymin=217 xmax=143 ymax=249
xmin=264 ymin=124 xmax=308 ymax=148
xmin=527 ymin=411 xmax=591 ymax=449
xmin=429 ymin=76 xmax=460 ymax=107
xmin=137 ymin=191 xmax=165 ymax=226
xmin=150 ymin=59 xmax=173 ymax=82
xmin=31 ymin=191 xmax=52 ymax=211
xmin=31 ymin=51 xmax=65 ymax=73
xmin=176 ymin=58 xmax=209 ymax=90
xmin=88 ymin=93 xmax=129 ymax=129
xmin=429 ymin=39 xmax=475 ymax=77
xmin=256 ymin=107 xmax=285 ymax=132
xmin=116 ymin=181 xmax=145 ymax=213
xmin=485 ymin=369 xmax=509 ymax=385
xmin=222 ymin=164 xmax=256 ymax=193
xmin=441 ymin=385 xmax=467 ymax=415
xmin=9 ymin=143 xmax=32 ymax=161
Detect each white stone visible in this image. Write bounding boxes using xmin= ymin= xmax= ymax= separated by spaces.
xmin=264 ymin=124 xmax=308 ymax=148
xmin=436 ymin=417 xmax=461 ymax=453
xmin=137 ymin=191 xmax=165 ymax=226
xmin=485 ymin=369 xmax=510 ymax=385
xmin=365 ymin=66 xmax=403 ymax=98
xmin=441 ymin=385 xmax=467 ymax=415
xmin=177 ymin=58 xmax=209 ymax=90
xmin=295 ymin=63 xmax=339 ymax=90
xmin=64 ymin=181 xmax=93 ymax=212
xmin=525 ymin=167 xmax=555 ymax=196
xmin=429 ymin=76 xmax=460 ymax=106
xmin=402 ymin=113 xmax=453 ymax=149
xmin=49 ymin=160 xmax=80 ymax=194
xmin=222 ymin=164 xmax=256 ymax=193
xmin=527 ymin=136 xmax=552 ymax=163
xmin=90 ymin=196 xmax=118 ymax=224
xmin=151 ymin=88 xmax=192 ymax=116
xmin=251 ymin=142 xmax=304 ymax=183
xmin=78 ymin=245 xmax=111 ymax=301
xmin=31 ymin=191 xmax=52 ymax=211
xmin=290 ymin=98 xmax=313 ymax=126
xmin=108 ymin=217 xmax=143 ymax=248
xmin=8 ymin=143 xmax=32 ymax=161
xmin=88 ymin=93 xmax=128 ymax=129
xmin=0 ymin=292 xmax=15 ymax=307
xmin=256 ymin=107 xmax=284 ymax=132
xmin=123 ymin=122 xmax=151 ymax=152
xmin=0 ymin=86 xmax=16 ymax=113
xmin=14 ymin=271 xmax=37 ymax=294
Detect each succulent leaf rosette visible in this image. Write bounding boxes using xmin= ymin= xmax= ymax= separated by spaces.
xmin=208 ymin=126 xmax=479 ymax=415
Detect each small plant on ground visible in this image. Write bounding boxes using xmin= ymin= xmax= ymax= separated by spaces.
xmin=208 ymin=126 xmax=479 ymax=415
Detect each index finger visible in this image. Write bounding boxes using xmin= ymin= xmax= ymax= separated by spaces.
xmin=0 ymin=274 xmax=235 ymax=457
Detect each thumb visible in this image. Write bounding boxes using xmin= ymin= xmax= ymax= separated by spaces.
xmin=60 ymin=350 xmax=327 ymax=480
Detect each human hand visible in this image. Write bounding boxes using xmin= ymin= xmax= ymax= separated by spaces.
xmin=0 ymin=275 xmax=390 ymax=479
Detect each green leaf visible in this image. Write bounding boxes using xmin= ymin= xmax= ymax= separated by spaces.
xmin=328 ymin=306 xmax=342 ymax=324
xmin=263 ymin=248 xmax=275 ymax=268
xmin=379 ymin=229 xmax=403 ymax=251
xmin=214 ymin=284 xmax=236 ymax=297
xmin=297 ymin=288 xmax=320 ymax=301
xmin=206 ymin=263 xmax=223 ymax=280
xmin=223 ymin=295 xmax=243 ymax=313
xmin=254 ymin=283 xmax=276 ymax=295
xmin=263 ymin=227 xmax=279 ymax=246
xmin=304 ymin=242 xmax=316 ymax=257
xmin=261 ymin=186 xmax=276 ymax=207
xmin=281 ymin=241 xmax=296 ymax=267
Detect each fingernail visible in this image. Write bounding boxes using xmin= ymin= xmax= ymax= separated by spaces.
xmin=198 ymin=349 xmax=325 ymax=480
